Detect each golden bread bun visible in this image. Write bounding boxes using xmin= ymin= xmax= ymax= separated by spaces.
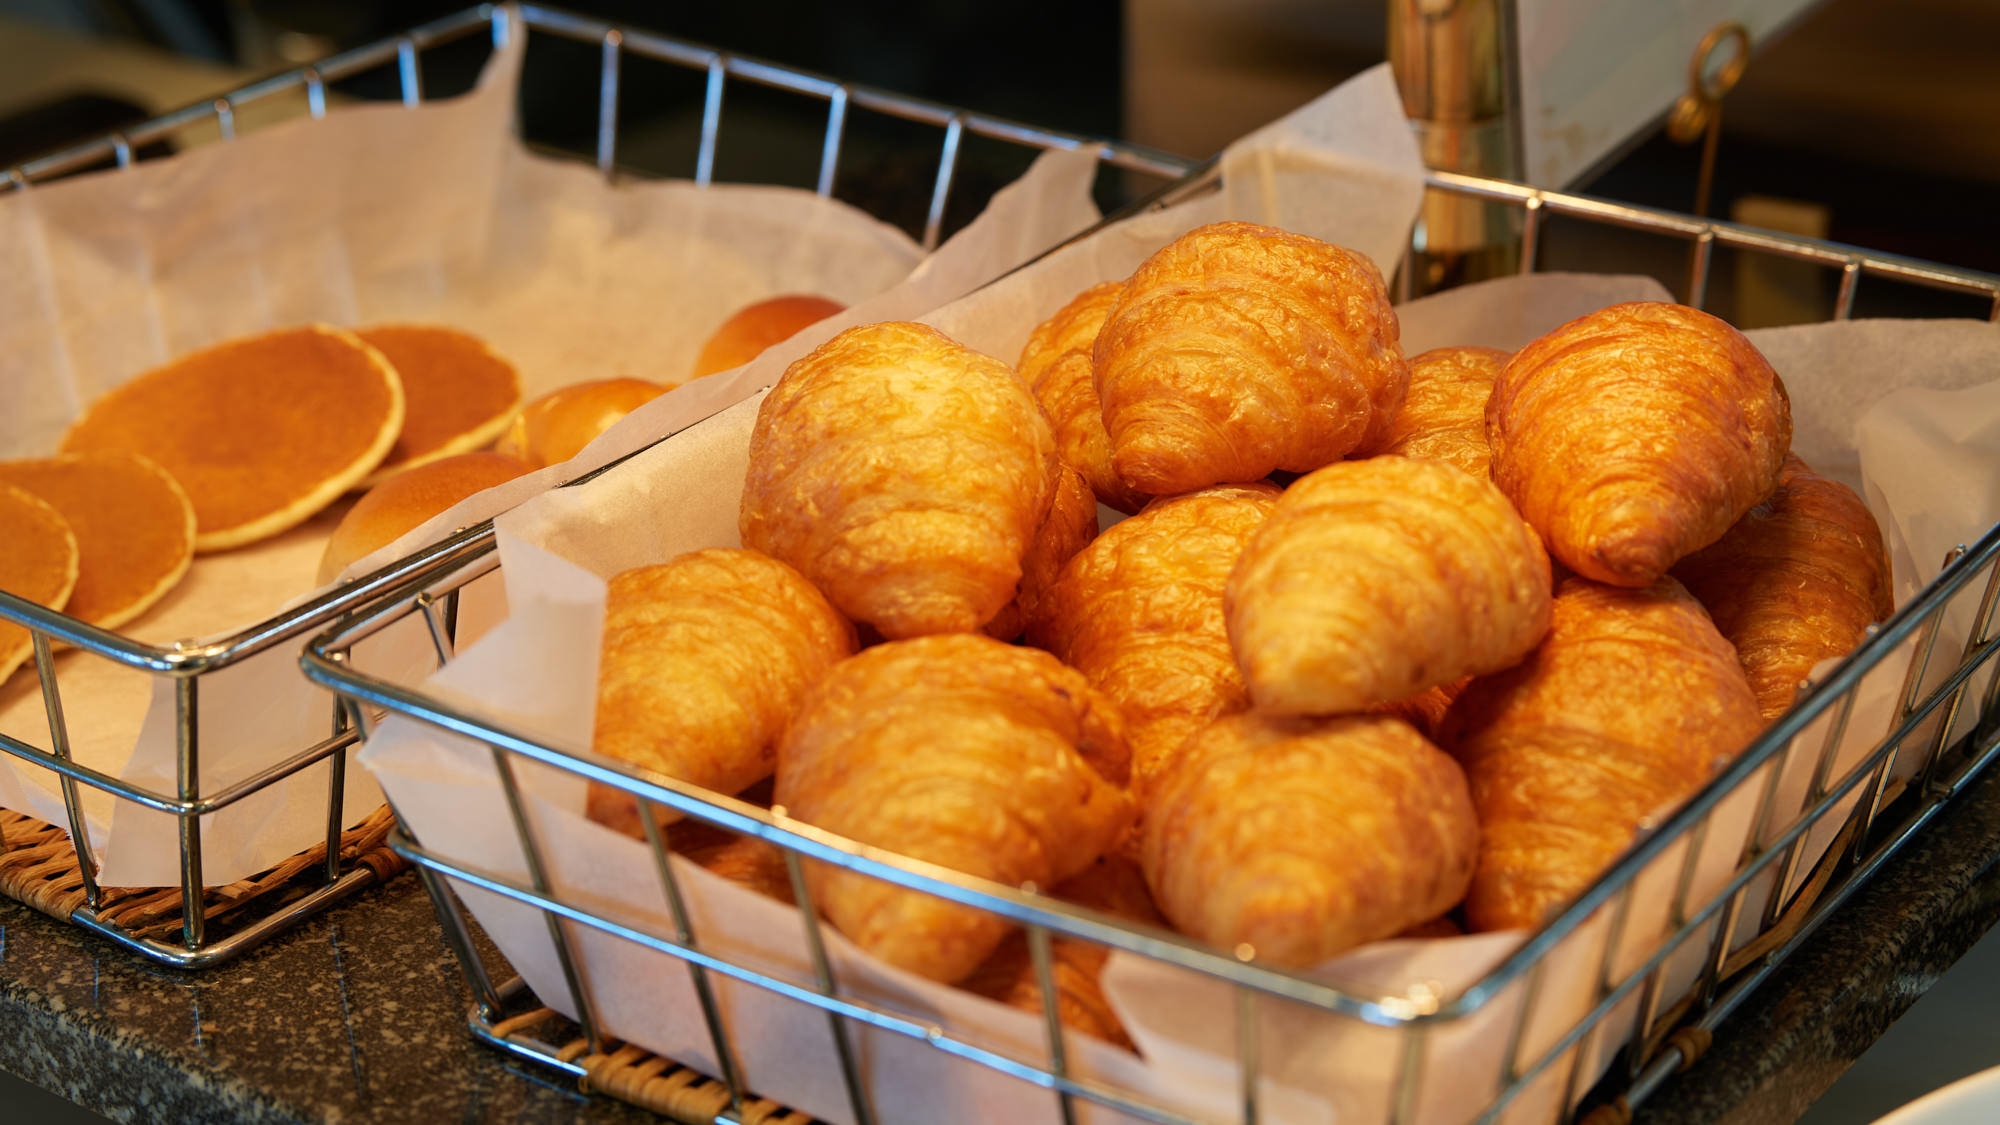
xmin=354 ymin=325 xmax=523 ymax=486
xmin=693 ymin=294 xmax=846 ymax=378
xmin=60 ymin=325 xmax=405 ymax=552
xmin=317 ymin=452 xmax=531 ymax=584
xmin=496 ymin=378 xmax=667 ymax=470
xmin=0 ymin=483 xmax=80 ymax=685
xmin=0 ymin=452 xmax=195 ymax=630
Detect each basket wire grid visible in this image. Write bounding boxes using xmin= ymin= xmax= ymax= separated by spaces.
xmin=296 ymin=25 xmax=2000 ymax=1122
xmin=0 ymin=2 xmax=1189 ymax=969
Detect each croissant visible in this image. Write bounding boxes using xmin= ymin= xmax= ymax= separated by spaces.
xmin=1143 ymin=712 xmax=1479 ymax=968
xmin=775 ymin=634 xmax=1134 ymax=983
xmin=985 ymin=465 xmax=1099 ymax=642
xmin=1020 ymin=282 xmax=1147 ymax=514
xmin=1093 ymin=221 xmax=1408 ymax=496
xmin=1030 ymin=482 xmax=1280 ymax=797
xmin=587 ymin=549 xmax=856 ymax=835
xmin=1227 ymin=457 xmax=1552 ymax=716
xmin=1672 ymin=454 xmax=1893 ymax=719
xmin=741 ymin=321 xmax=1058 ymax=639
xmin=959 ymin=854 xmax=1163 ymax=1048
xmin=1355 ymin=345 xmax=1509 ymax=478
xmin=1486 ymin=302 xmax=1792 ymax=587
xmin=1439 ymin=577 xmax=1763 ymax=932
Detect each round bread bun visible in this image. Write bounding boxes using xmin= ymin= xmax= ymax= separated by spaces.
xmin=496 ymin=378 xmax=666 ymax=470
xmin=0 ymin=483 xmax=80 ymax=687
xmin=318 ymin=451 xmax=532 ymax=584
xmin=0 ymin=452 xmax=195 ymax=631
xmin=354 ymin=324 xmax=523 ymax=487
xmin=61 ymin=325 xmax=405 ymax=553
xmin=692 ymin=294 xmax=845 ymax=377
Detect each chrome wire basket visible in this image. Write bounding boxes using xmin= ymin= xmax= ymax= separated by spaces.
xmin=298 ymin=45 xmax=2000 ymax=1122
xmin=0 ymin=2 xmax=1186 ymax=969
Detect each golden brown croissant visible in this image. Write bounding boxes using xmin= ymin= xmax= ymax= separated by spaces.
xmin=985 ymin=465 xmax=1099 ymax=643
xmin=587 ymin=549 xmax=855 ymax=834
xmin=1355 ymin=345 xmax=1509 ymax=478
xmin=775 ymin=634 xmax=1134 ymax=983
xmin=959 ymin=854 xmax=1163 ymax=1049
xmin=1019 ymin=282 xmax=1147 ymax=514
xmin=1093 ymin=221 xmax=1408 ymax=496
xmin=1227 ymin=457 xmax=1552 ymax=716
xmin=1373 ymin=678 xmax=1471 ymax=741
xmin=1030 ymin=482 xmax=1280 ymax=797
xmin=741 ymin=322 xmax=1058 ymax=639
xmin=1439 ymin=576 xmax=1763 ymax=932
xmin=1672 ymin=454 xmax=1893 ymax=719
xmin=1143 ymin=712 xmax=1479 ymax=968
xmin=1486 ymin=302 xmax=1792 ymax=587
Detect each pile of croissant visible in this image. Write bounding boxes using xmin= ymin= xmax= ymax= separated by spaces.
xmin=583 ymin=220 xmax=1893 ymax=1046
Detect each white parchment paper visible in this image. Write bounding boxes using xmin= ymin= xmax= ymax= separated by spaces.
xmin=357 ymin=61 xmax=2000 ymax=1125
xmin=0 ymin=19 xmax=1106 ymax=887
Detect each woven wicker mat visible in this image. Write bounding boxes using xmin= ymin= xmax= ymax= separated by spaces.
xmin=0 ymin=803 xmax=406 ymax=940
xmin=490 ymin=1007 xmax=819 ymax=1125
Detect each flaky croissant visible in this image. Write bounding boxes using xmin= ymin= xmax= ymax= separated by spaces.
xmin=1093 ymin=221 xmax=1408 ymax=496
xmin=959 ymin=854 xmax=1162 ymax=1049
xmin=1227 ymin=457 xmax=1552 ymax=716
xmin=1143 ymin=712 xmax=1479 ymax=968
xmin=1672 ymin=454 xmax=1893 ymax=719
xmin=1439 ymin=577 xmax=1763 ymax=932
xmin=587 ymin=549 xmax=856 ymax=835
xmin=1487 ymin=302 xmax=1792 ymax=587
xmin=741 ymin=321 xmax=1057 ymax=639
xmin=1031 ymin=482 xmax=1280 ymax=797
xmin=1020 ymin=282 xmax=1147 ymax=514
xmin=985 ymin=465 xmax=1099 ymax=643
xmin=775 ymin=634 xmax=1134 ymax=983
xmin=1355 ymin=345 xmax=1509 ymax=478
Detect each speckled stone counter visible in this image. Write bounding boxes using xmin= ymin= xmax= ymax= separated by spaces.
xmin=5 ymin=759 xmax=2000 ymax=1124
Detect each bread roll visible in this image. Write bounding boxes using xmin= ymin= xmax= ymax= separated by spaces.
xmin=317 ymin=452 xmax=530 ymax=583
xmin=694 ymin=294 xmax=845 ymax=377
xmin=497 ymin=378 xmax=667 ymax=470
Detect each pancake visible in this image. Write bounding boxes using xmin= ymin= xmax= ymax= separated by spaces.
xmin=496 ymin=378 xmax=667 ymax=469
xmin=318 ymin=451 xmax=533 ymax=584
xmin=0 ymin=452 xmax=195 ymax=631
xmin=354 ymin=324 xmax=523 ymax=487
xmin=692 ymin=294 xmax=845 ymax=377
xmin=0 ymin=483 xmax=80 ymax=687
xmin=60 ymin=324 xmax=405 ymax=553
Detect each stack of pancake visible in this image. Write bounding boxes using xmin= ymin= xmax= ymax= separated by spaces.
xmin=0 ymin=293 xmax=844 ymax=687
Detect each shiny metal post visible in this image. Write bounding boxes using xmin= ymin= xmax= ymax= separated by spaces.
xmin=596 ymin=29 xmax=622 ymax=177
xmin=637 ymin=798 xmax=747 ymax=1114
xmin=33 ymin=633 xmax=100 ymax=906
xmin=924 ymin=115 xmax=965 ymax=251
xmin=176 ymin=674 xmax=205 ymax=949
xmin=781 ymin=848 xmax=877 ymax=1125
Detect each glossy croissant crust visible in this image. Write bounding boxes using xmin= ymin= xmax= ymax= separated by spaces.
xmin=1673 ymin=454 xmax=1893 ymax=719
xmin=587 ymin=549 xmax=856 ymax=835
xmin=1440 ymin=577 xmax=1762 ymax=932
xmin=1093 ymin=221 xmax=1408 ymax=495
xmin=775 ymin=634 xmax=1134 ymax=983
xmin=1143 ymin=712 xmax=1480 ymax=968
xmin=1228 ymin=456 xmax=1552 ymax=716
xmin=741 ymin=321 xmax=1057 ymax=639
xmin=1486 ymin=302 xmax=1792 ymax=587
xmin=985 ymin=464 xmax=1099 ymax=643
xmin=1031 ymin=482 xmax=1281 ymax=798
xmin=1356 ymin=345 xmax=1509 ymax=479
xmin=1020 ymin=282 xmax=1147 ymax=514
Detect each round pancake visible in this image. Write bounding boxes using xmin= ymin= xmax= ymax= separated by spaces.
xmin=318 ymin=451 xmax=532 ymax=584
xmin=0 ymin=452 xmax=196 ymax=630
xmin=60 ymin=324 xmax=405 ymax=553
xmin=0 ymin=483 xmax=79 ymax=687
xmin=354 ymin=324 xmax=523 ymax=487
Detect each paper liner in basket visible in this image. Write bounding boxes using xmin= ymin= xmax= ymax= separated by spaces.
xmin=0 ymin=19 xmax=1108 ymax=887
xmin=361 ymin=60 xmax=2000 ymax=1124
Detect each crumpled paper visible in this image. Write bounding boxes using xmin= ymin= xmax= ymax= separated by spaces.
xmin=0 ymin=18 xmax=1105 ymax=887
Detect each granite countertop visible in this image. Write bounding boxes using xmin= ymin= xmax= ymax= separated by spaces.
xmin=1 ymin=755 xmax=1998 ymax=1125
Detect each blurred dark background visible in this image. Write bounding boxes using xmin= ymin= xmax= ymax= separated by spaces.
xmin=2 ymin=0 xmax=1998 ymax=324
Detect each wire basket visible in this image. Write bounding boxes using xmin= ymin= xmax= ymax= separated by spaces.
xmin=0 ymin=2 xmax=1186 ymax=969
xmin=297 ymin=30 xmax=2000 ymax=1123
